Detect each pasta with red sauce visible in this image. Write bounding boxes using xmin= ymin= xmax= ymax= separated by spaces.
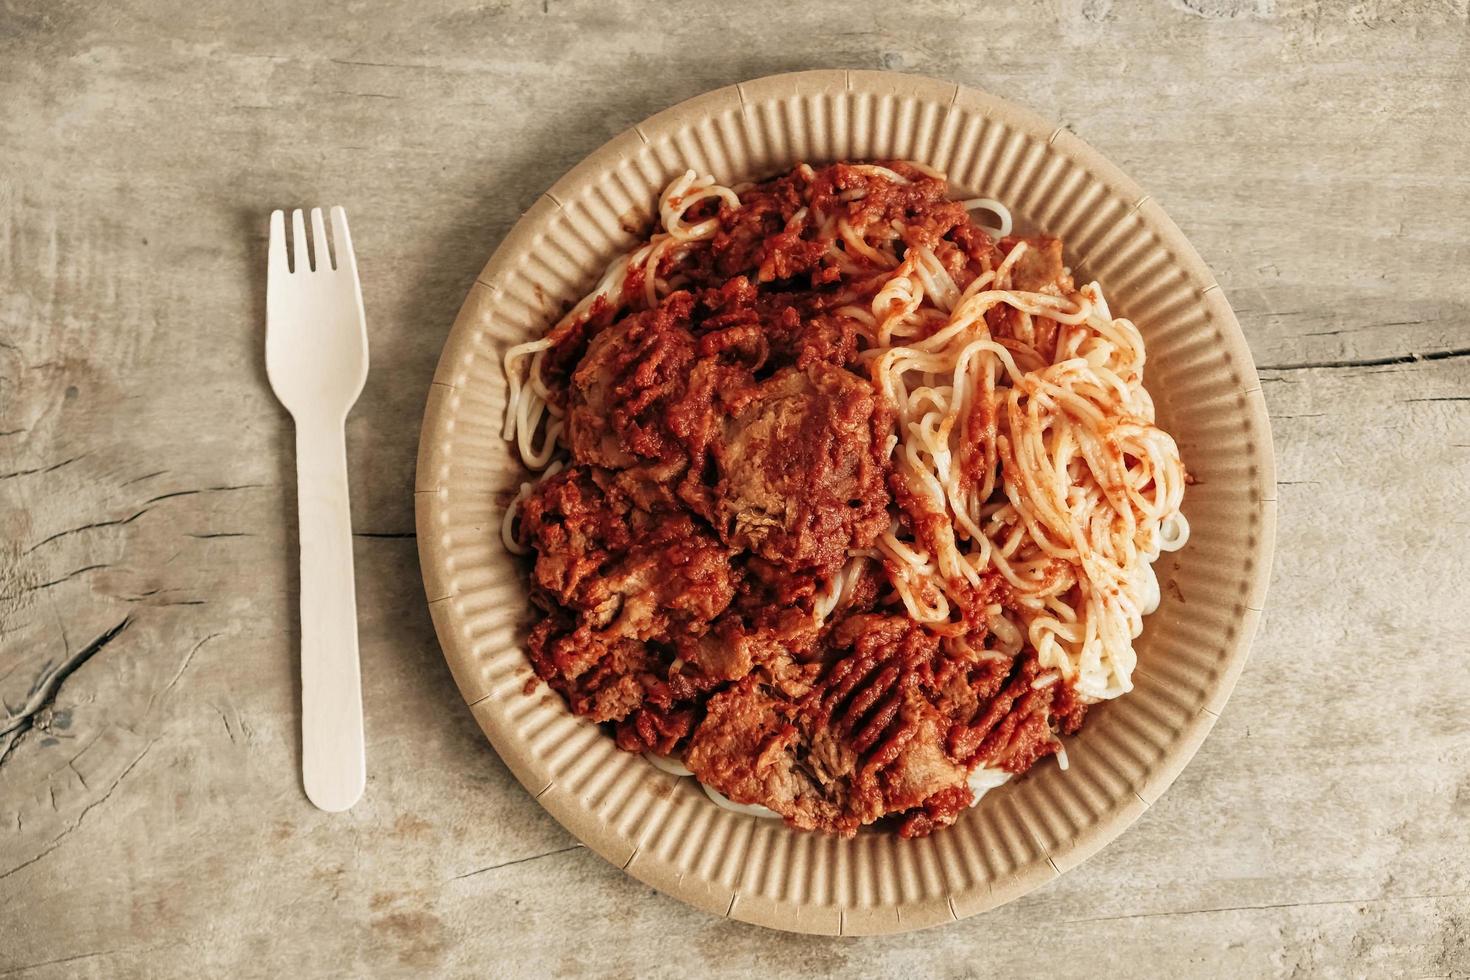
xmin=501 ymin=161 xmax=1188 ymax=837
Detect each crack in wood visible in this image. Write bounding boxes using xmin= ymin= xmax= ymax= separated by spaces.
xmin=142 ymin=483 xmax=266 ymax=505
xmin=214 ymin=705 xmax=239 ymax=744
xmin=330 ymin=58 xmax=435 ymax=70
xmin=0 ymin=617 xmax=132 ymax=743
xmin=146 ymin=633 xmax=223 ymax=714
xmin=0 ymin=737 xmax=158 ymax=882
xmin=353 ymin=531 xmax=417 ymax=539
xmin=24 ymin=508 xmax=153 ymax=554
xmin=25 ymin=485 xmax=269 ymax=554
xmin=1258 ymin=347 xmax=1470 ymax=372
xmin=0 ymin=454 xmax=86 ymax=482
xmin=1302 ymin=319 xmax=1428 ymax=337
xmin=0 ymin=731 xmax=23 ymax=770
xmin=118 ymin=588 xmax=209 ymax=606
xmin=323 ymin=90 xmax=403 ymax=100
xmin=1060 ymin=890 xmax=1470 ymax=926
xmin=0 ymin=943 xmax=172 ymax=977
xmin=0 ymin=563 xmax=111 ymax=601
xmin=449 ymin=843 xmax=583 ymax=881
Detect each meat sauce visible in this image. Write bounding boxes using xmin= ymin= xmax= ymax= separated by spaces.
xmin=518 ymin=162 xmax=1083 ymax=837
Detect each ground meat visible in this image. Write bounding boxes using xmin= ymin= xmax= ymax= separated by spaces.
xmin=521 ymin=466 xmax=733 ymax=630
xmin=684 ymin=613 xmax=1047 ymax=838
xmin=521 ymin=466 xmax=737 ymax=723
xmin=711 ymin=364 xmax=889 ymax=576
xmin=684 ymin=677 xmax=863 ymax=835
xmin=567 ymin=294 xmax=702 ymax=469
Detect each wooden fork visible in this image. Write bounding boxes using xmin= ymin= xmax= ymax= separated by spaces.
xmin=266 ymin=207 xmax=368 ymax=812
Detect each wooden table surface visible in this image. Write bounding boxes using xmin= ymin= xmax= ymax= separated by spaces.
xmin=2 ymin=1 xmax=1467 ymax=976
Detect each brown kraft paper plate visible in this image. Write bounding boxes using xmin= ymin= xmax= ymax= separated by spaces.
xmin=415 ymin=69 xmax=1276 ymax=936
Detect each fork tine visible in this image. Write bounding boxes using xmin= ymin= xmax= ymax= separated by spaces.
xmin=269 ymin=210 xmax=287 ymax=278
xmin=291 ymin=208 xmax=310 ymax=273
xmin=310 ymin=207 xmax=332 ymax=271
xmin=330 ymin=207 xmax=356 ymax=279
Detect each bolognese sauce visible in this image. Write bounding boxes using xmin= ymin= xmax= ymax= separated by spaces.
xmin=505 ymin=161 xmax=1188 ymax=837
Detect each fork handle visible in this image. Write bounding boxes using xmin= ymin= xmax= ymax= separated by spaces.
xmin=294 ymin=416 xmax=366 ymax=812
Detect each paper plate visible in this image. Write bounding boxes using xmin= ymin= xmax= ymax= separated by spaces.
xmin=415 ymin=69 xmax=1276 ymax=935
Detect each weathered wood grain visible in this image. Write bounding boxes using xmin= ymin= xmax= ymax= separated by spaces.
xmin=1 ymin=0 xmax=1467 ymax=976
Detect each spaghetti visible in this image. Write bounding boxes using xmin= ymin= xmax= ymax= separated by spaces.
xmin=502 ymin=161 xmax=1188 ymax=836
